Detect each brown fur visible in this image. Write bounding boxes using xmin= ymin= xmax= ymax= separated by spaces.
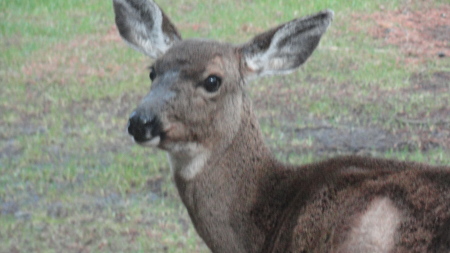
xmin=176 ymin=94 xmax=450 ymax=252
xmin=112 ymin=1 xmax=450 ymax=252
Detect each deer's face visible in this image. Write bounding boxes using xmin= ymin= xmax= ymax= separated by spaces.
xmin=114 ymin=0 xmax=332 ymax=156
xmin=128 ymin=40 xmax=243 ymax=153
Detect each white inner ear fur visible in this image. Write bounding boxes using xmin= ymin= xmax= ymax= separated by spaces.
xmin=115 ymin=0 xmax=173 ymax=58
xmin=167 ymin=143 xmax=211 ymax=180
xmin=337 ymin=197 xmax=402 ymax=253
xmin=244 ymin=17 xmax=328 ymax=78
xmin=244 ymin=42 xmax=291 ymax=78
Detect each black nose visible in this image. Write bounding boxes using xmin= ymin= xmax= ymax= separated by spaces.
xmin=128 ymin=112 xmax=161 ymax=143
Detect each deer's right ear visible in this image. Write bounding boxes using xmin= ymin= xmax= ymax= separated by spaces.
xmin=113 ymin=0 xmax=182 ymax=59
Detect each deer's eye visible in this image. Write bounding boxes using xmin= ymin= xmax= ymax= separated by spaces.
xmin=149 ymin=67 xmax=156 ymax=81
xmin=202 ymin=75 xmax=222 ymax=93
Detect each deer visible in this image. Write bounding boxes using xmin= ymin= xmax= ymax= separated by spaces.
xmin=112 ymin=0 xmax=450 ymax=252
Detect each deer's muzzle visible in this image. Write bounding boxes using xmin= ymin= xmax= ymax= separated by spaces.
xmin=128 ymin=111 xmax=163 ymax=144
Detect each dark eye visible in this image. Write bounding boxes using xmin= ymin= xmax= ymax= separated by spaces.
xmin=149 ymin=67 xmax=156 ymax=81
xmin=202 ymin=75 xmax=222 ymax=93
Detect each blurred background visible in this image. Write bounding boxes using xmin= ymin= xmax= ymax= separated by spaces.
xmin=1 ymin=0 xmax=449 ymax=252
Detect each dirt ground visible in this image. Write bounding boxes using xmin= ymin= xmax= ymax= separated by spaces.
xmin=352 ymin=6 xmax=449 ymax=152
xmin=355 ymin=5 xmax=450 ymax=63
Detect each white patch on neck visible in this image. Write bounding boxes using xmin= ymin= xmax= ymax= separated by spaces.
xmin=337 ymin=197 xmax=402 ymax=253
xmin=167 ymin=143 xmax=210 ymax=181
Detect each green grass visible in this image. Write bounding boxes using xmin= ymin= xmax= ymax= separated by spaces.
xmin=1 ymin=0 xmax=449 ymax=252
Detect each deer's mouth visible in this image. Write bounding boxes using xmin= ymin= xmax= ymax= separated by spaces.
xmin=137 ymin=135 xmax=161 ymax=147
xmin=129 ymin=130 xmax=164 ymax=147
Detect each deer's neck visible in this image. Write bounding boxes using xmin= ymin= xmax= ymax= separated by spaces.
xmin=172 ymin=94 xmax=293 ymax=252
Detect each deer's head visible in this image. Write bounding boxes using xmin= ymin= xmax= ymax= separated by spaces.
xmin=113 ymin=0 xmax=333 ymax=156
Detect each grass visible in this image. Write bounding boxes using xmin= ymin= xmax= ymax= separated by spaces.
xmin=1 ymin=0 xmax=449 ymax=252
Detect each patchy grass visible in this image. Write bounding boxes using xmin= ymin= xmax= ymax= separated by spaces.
xmin=1 ymin=0 xmax=449 ymax=252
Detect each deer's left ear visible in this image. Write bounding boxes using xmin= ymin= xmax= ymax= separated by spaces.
xmin=239 ymin=10 xmax=333 ymax=80
xmin=113 ymin=0 xmax=182 ymax=59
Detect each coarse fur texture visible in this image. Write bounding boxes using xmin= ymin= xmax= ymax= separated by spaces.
xmin=112 ymin=0 xmax=450 ymax=252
